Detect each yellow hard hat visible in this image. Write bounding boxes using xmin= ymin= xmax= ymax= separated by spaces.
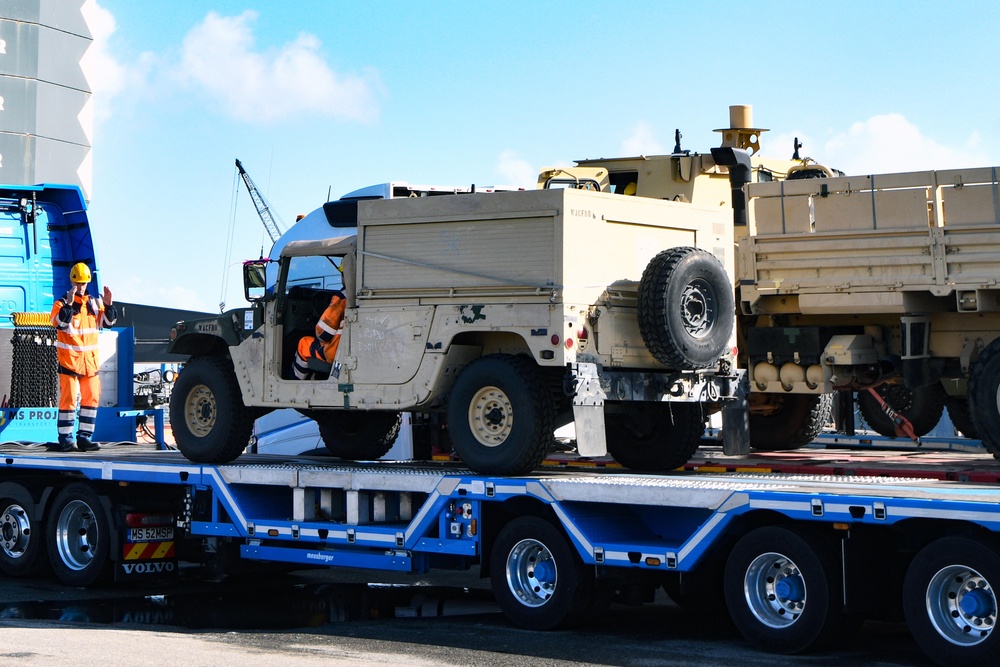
xmin=69 ymin=262 xmax=92 ymax=283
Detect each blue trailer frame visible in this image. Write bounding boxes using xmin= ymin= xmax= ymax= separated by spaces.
xmin=3 ymin=447 xmax=1000 ymax=665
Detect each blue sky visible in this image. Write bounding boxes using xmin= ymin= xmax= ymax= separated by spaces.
xmin=81 ymin=1 xmax=1000 ymax=313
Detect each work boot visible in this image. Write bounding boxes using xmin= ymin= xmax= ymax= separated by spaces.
xmin=76 ymin=435 xmax=100 ymax=452
xmin=47 ymin=434 xmax=74 ymax=453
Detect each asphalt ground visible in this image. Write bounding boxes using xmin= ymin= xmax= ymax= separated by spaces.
xmin=0 ymin=566 xmax=936 ymax=667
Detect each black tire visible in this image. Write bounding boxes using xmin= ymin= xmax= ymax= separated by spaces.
xmin=946 ymin=394 xmax=981 ymax=439
xmin=903 ymin=536 xmax=1000 ymax=666
xmin=638 ymin=247 xmax=735 ymax=370
xmin=724 ymin=526 xmax=846 ymax=654
xmin=490 ymin=516 xmax=596 ymax=630
xmin=0 ymin=483 xmax=46 ymax=577
xmin=310 ymin=410 xmax=401 ymax=460
xmin=447 ymin=355 xmax=554 ymax=476
xmin=749 ymin=393 xmax=832 ymax=451
xmin=857 ymin=383 xmax=945 ymax=438
xmin=47 ymin=483 xmax=111 ymax=587
xmin=170 ymin=356 xmax=254 ymax=464
xmin=605 ymin=402 xmax=705 ymax=471
xmin=662 ymin=559 xmax=727 ymax=617
xmin=967 ymin=337 xmax=1000 ymax=460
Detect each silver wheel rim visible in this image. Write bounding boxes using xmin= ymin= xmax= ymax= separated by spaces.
xmin=468 ymin=385 xmax=513 ymax=448
xmin=925 ymin=564 xmax=997 ymax=646
xmin=54 ymin=499 xmax=99 ymax=571
xmin=743 ymin=551 xmax=806 ymax=628
xmin=0 ymin=503 xmax=32 ymax=560
xmin=506 ymin=538 xmax=557 ymax=608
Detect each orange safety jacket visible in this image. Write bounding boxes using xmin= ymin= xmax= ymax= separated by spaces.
xmin=294 ymin=292 xmax=347 ymax=379
xmin=314 ymin=292 xmax=346 ymax=359
xmin=50 ymin=292 xmax=117 ymax=377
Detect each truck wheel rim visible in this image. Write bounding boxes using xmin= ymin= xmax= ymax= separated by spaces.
xmin=506 ymin=538 xmax=556 ymax=608
xmin=743 ymin=551 xmax=806 ymax=628
xmin=468 ymin=385 xmax=513 ymax=448
xmin=680 ymin=278 xmax=716 ymax=340
xmin=184 ymin=384 xmax=217 ymax=438
xmin=54 ymin=500 xmax=98 ymax=571
xmin=0 ymin=503 xmax=31 ymax=559
xmin=925 ymin=564 xmax=997 ymax=646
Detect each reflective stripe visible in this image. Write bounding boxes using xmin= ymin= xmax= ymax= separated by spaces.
xmin=55 ymin=341 xmax=101 ymax=353
xmin=50 ymin=294 xmax=108 ymax=376
xmin=316 ymin=319 xmax=340 ymax=336
xmin=64 ymin=326 xmax=100 ymax=336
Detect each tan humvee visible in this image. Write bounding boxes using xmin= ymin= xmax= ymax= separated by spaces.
xmin=169 ymin=188 xmax=743 ymax=475
xmin=535 ymin=105 xmax=839 ymax=452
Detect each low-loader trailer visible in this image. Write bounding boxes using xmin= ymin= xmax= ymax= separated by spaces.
xmin=2 ymin=444 xmax=1000 ymax=666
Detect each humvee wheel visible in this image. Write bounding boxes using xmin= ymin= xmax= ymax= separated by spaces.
xmin=606 ymin=402 xmax=705 ymax=471
xmin=170 ymin=356 xmax=254 ymax=463
xmin=310 ymin=410 xmax=401 ymax=460
xmin=946 ymin=395 xmax=980 ymax=439
xmin=447 ymin=355 xmax=554 ymax=475
xmin=967 ymin=337 xmax=1000 ymax=460
xmin=857 ymin=383 xmax=945 ymax=438
xmin=749 ymin=393 xmax=832 ymax=451
xmin=638 ymin=247 xmax=734 ymax=370
xmin=183 ymin=384 xmax=217 ymax=437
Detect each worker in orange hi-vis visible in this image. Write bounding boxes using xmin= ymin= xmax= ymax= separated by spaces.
xmin=292 ymin=291 xmax=347 ymax=380
xmin=47 ymin=262 xmax=118 ymax=452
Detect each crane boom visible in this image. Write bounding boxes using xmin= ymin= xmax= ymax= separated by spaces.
xmin=235 ymin=158 xmax=285 ymax=243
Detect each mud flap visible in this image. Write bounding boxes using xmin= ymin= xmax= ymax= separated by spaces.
xmin=572 ymin=362 xmax=608 ymax=457
xmin=722 ymin=372 xmax=750 ymax=456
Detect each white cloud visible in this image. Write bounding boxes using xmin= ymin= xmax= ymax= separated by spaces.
xmin=773 ymin=114 xmax=991 ymax=176
xmin=81 ymin=6 xmax=381 ymax=127
xmin=176 ymin=11 xmax=381 ymax=123
xmin=621 ymin=121 xmax=664 ymax=156
xmin=80 ymin=0 xmax=128 ymax=124
xmin=496 ymin=150 xmax=536 ymax=188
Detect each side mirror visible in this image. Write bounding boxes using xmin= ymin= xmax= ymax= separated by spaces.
xmin=242 ymin=260 xmax=269 ymax=302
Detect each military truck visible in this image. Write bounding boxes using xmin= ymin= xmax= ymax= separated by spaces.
xmin=537 ymin=105 xmax=833 ymax=221
xmin=167 ymin=188 xmax=744 ymax=475
xmin=737 ymin=165 xmax=1000 ymax=457
xmin=538 ymin=105 xmax=842 ymax=450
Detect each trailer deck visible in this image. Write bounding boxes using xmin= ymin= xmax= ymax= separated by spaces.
xmin=3 ymin=440 xmax=1000 ymax=664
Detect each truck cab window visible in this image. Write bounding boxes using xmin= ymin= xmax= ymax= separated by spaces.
xmin=609 ymin=171 xmax=640 ymax=195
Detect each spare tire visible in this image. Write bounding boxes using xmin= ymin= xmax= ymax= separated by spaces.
xmin=638 ymin=247 xmax=734 ymax=370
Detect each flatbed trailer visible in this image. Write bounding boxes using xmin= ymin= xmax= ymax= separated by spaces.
xmin=1 ymin=444 xmax=999 ymax=665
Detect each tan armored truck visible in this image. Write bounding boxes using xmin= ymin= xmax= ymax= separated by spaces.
xmin=537 ymin=105 xmax=833 ymax=222
xmin=537 ymin=105 xmax=841 ymax=450
xmin=167 ymin=188 xmax=743 ymax=475
xmin=738 ymin=165 xmax=1000 ymax=457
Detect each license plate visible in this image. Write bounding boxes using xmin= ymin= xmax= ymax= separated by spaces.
xmin=127 ymin=526 xmax=174 ymax=542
